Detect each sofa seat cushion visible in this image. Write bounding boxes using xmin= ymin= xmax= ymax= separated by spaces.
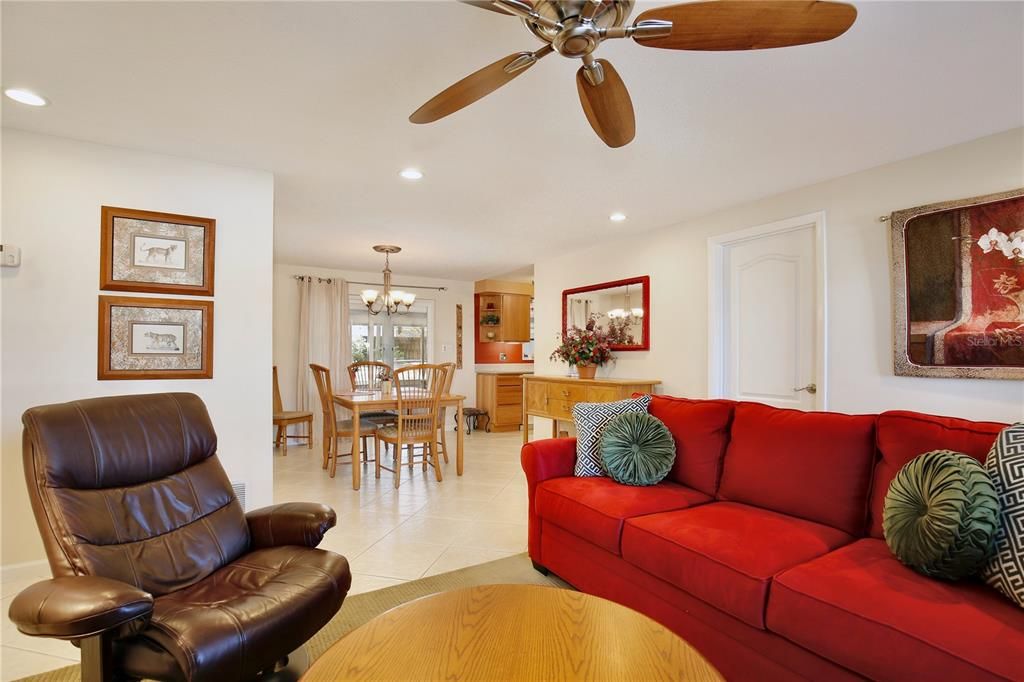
xmin=118 ymin=546 xmax=351 ymax=682
xmin=622 ymin=502 xmax=852 ymax=628
xmin=535 ymin=476 xmax=710 ymax=555
xmin=768 ymin=539 xmax=1024 ymax=682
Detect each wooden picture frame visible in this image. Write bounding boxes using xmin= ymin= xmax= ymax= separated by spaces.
xmin=562 ymin=275 xmax=651 ymax=351
xmin=891 ymin=187 xmax=1024 ymax=379
xmin=100 ymin=206 xmax=216 ymax=296
xmin=98 ymin=296 xmax=214 ymax=380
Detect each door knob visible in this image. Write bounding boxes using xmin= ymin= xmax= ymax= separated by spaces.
xmin=794 ymin=383 xmax=817 ymax=395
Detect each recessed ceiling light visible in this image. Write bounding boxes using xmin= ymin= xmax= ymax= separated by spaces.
xmin=399 ymin=168 xmax=423 ymax=180
xmin=4 ymin=88 xmax=48 ymax=107
xmin=609 ymin=212 xmax=627 ymax=222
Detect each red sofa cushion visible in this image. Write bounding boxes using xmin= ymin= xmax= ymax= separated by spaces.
xmin=621 ymin=501 xmax=853 ymax=629
xmin=647 ymin=395 xmax=736 ymax=495
xmin=768 ymin=539 xmax=1024 ymax=682
xmin=868 ymin=411 xmax=1006 ymax=538
xmin=535 ymin=477 xmax=710 ymax=555
xmin=718 ymin=402 xmax=876 ymax=535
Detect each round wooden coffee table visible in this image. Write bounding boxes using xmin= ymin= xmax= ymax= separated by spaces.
xmin=302 ymin=584 xmax=724 ymax=681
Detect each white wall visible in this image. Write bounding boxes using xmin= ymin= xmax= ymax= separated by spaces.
xmin=273 ymin=263 xmax=476 ymax=421
xmin=534 ymin=128 xmax=1024 ymax=424
xmin=1 ymin=130 xmax=275 ymax=566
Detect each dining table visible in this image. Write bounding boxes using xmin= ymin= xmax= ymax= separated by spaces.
xmin=332 ymin=389 xmax=466 ymax=490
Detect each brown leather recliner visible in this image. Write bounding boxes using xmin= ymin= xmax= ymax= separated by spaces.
xmin=9 ymin=393 xmax=352 ymax=682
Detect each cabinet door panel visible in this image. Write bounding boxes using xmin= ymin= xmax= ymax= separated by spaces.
xmin=500 ymin=294 xmax=532 ymax=342
xmin=526 ymin=381 xmax=549 ymax=413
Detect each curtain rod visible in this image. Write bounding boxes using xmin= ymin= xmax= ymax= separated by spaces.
xmin=293 ymin=275 xmax=447 ymax=292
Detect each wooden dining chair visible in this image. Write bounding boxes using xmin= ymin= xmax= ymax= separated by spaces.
xmin=375 ymin=363 xmax=447 ymax=488
xmin=401 ymin=362 xmax=451 ymax=469
xmin=273 ymin=365 xmax=313 ymax=456
xmin=347 ymin=361 xmax=397 ymax=425
xmin=434 ymin=362 xmax=457 ymax=464
xmin=310 ymin=363 xmax=379 ymax=478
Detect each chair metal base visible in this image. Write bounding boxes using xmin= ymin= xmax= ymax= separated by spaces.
xmin=258 ymin=645 xmax=309 ymax=681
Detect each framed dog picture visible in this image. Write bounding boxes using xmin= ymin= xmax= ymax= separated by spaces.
xmin=98 ymin=296 xmax=213 ymax=380
xmin=100 ymin=206 xmax=215 ymax=296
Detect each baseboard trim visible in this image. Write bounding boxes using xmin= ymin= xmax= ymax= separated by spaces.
xmin=0 ymin=559 xmax=48 ymax=584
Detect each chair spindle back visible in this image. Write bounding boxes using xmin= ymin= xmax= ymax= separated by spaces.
xmin=393 ymin=364 xmax=446 ymax=442
xmin=348 ymin=361 xmax=391 ymax=391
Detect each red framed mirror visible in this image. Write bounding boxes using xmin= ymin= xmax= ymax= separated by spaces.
xmin=561 ymin=276 xmax=650 ymax=351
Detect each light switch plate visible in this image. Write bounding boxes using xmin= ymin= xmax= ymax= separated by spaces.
xmin=0 ymin=244 xmax=21 ymax=267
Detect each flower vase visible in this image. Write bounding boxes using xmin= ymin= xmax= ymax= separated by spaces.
xmin=576 ymin=363 xmax=598 ymax=380
xmin=380 ymin=380 xmax=392 ymax=394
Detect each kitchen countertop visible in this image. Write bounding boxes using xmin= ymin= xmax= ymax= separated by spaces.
xmin=475 ymin=369 xmax=534 ymax=375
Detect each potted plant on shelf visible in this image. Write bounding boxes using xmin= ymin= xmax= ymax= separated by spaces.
xmin=550 ymin=315 xmax=618 ymax=380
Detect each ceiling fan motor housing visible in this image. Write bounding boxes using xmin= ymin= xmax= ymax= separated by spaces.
xmin=526 ymin=0 xmax=635 ymax=52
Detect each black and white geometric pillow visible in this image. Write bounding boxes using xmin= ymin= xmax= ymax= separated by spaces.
xmin=572 ymin=395 xmax=651 ymax=477
xmin=981 ymin=423 xmax=1024 ymax=609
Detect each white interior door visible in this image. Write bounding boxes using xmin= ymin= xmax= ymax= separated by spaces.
xmin=712 ymin=219 xmax=822 ymax=410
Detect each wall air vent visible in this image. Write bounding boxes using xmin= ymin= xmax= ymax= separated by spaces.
xmin=231 ymin=481 xmax=247 ymax=510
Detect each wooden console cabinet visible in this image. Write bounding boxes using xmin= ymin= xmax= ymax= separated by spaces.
xmin=522 ymin=375 xmax=661 ymax=445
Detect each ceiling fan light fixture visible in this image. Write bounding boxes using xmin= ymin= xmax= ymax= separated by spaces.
xmin=4 ymin=88 xmax=48 ymax=106
xmin=399 ymin=168 xmax=423 ymax=180
xmin=609 ymin=212 xmax=627 ymax=222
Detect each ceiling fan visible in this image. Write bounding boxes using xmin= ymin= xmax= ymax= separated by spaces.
xmin=409 ymin=0 xmax=857 ymax=147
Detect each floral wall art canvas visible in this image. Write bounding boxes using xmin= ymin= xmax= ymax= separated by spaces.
xmin=891 ymin=188 xmax=1023 ymax=379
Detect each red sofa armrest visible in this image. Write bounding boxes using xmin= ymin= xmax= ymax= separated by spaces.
xmin=521 ymin=438 xmax=577 ymax=561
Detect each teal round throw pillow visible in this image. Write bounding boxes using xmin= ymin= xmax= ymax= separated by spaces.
xmin=883 ymin=449 xmax=1000 ymax=580
xmin=600 ymin=412 xmax=676 ymax=486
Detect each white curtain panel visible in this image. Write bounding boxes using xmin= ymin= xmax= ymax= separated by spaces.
xmin=296 ymin=278 xmax=351 ymax=431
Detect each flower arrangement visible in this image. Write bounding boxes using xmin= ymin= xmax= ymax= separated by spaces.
xmin=978 ymin=227 xmax=1024 ymax=262
xmin=550 ymin=315 xmax=616 ymax=372
xmin=376 ymin=367 xmax=392 ymax=382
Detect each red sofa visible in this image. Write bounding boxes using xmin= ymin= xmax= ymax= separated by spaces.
xmin=521 ymin=396 xmax=1024 ymax=682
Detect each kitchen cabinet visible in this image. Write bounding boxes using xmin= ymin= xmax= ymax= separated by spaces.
xmin=476 ymin=372 xmax=528 ymax=432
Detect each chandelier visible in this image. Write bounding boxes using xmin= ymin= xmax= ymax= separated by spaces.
xmin=607 ymin=284 xmax=644 ymax=320
xmin=360 ymin=245 xmax=416 ymax=316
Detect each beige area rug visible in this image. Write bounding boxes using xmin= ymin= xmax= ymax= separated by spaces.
xmin=17 ymin=554 xmax=570 ymax=682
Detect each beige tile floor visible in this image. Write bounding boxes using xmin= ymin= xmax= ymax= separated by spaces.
xmin=0 ymin=429 xmax=530 ymax=680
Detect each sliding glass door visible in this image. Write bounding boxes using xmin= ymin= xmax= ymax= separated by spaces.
xmin=349 ymin=295 xmax=434 ymax=368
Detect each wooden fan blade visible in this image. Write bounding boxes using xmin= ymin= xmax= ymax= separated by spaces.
xmin=576 ymin=59 xmax=635 ymax=148
xmin=458 ymin=0 xmax=518 ymax=15
xmin=410 ymin=52 xmax=536 ymax=124
xmin=635 ymin=1 xmax=857 ymax=51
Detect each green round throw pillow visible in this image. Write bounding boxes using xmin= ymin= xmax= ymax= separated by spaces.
xmin=600 ymin=412 xmax=676 ymax=486
xmin=883 ymin=449 xmax=1000 ymax=580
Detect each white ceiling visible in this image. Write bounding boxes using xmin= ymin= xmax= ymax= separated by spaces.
xmin=3 ymin=1 xmax=1022 ymax=280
